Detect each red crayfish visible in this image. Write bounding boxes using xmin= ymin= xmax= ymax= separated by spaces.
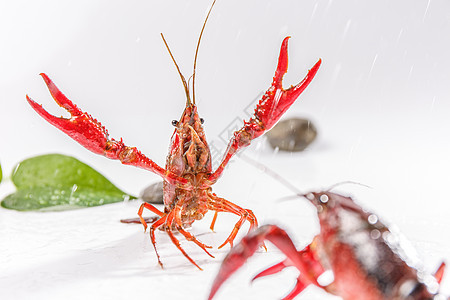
xmin=209 ymin=190 xmax=447 ymax=299
xmin=25 ymin=1 xmax=321 ymax=270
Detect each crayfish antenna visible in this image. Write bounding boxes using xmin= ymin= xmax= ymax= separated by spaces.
xmin=326 ymin=181 xmax=372 ymax=192
xmin=192 ymin=0 xmax=217 ymax=104
xmin=160 ymin=33 xmax=191 ymax=106
xmin=240 ymin=154 xmax=305 ymax=196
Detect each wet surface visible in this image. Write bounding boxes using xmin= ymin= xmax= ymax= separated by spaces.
xmin=2 ymin=0 xmax=450 ymax=299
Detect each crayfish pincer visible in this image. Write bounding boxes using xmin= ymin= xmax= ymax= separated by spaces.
xmin=25 ymin=0 xmax=321 ymax=270
xmin=209 ymin=191 xmax=447 ymax=299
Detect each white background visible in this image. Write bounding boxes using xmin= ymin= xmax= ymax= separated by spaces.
xmin=1 ymin=0 xmax=450 ymax=299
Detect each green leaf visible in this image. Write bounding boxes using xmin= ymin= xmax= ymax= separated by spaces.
xmin=2 ymin=187 xmax=132 ymax=211
xmin=1 ymin=154 xmax=136 ymax=211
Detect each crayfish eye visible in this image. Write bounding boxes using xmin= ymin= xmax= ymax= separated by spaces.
xmin=171 ymin=120 xmax=178 ymax=127
xmin=200 ymin=118 xmax=204 ymax=124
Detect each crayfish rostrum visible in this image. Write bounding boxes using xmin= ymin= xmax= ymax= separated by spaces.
xmin=209 ymin=191 xmax=447 ymax=299
xmin=25 ymin=1 xmax=321 ymax=270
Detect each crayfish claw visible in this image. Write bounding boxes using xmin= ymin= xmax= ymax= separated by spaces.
xmin=39 ymin=73 xmax=82 ymax=116
xmin=208 ymin=225 xmax=275 ymax=300
xmin=208 ymin=38 xmax=321 ymax=184
xmin=26 ymin=95 xmax=59 ymax=120
xmin=252 ymin=259 xmax=289 ymax=282
xmin=27 ymin=74 xmax=175 ymax=180
xmin=261 ymin=242 xmax=267 ymax=252
xmin=281 ymin=278 xmax=307 ymax=300
xmin=209 ymin=225 xmax=322 ymax=300
xmin=253 ymin=38 xmax=321 ymax=132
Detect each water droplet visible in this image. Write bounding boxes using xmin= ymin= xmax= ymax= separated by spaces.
xmin=319 ymin=194 xmax=329 ymax=203
xmin=368 ymin=214 xmax=378 ymax=224
xmin=370 ymin=229 xmax=381 ymax=239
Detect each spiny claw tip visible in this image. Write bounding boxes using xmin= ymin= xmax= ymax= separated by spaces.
xmin=307 ymin=59 xmax=322 ymax=78
xmin=26 ymin=94 xmax=41 ymax=109
xmin=39 ymin=73 xmax=50 ymax=83
xmin=39 ymin=73 xmax=56 ymax=92
xmin=281 ymin=36 xmax=291 ymax=51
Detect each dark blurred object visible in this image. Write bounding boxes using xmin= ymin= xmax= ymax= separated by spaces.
xmin=140 ymin=181 xmax=164 ymax=204
xmin=266 ymin=117 xmax=317 ymax=151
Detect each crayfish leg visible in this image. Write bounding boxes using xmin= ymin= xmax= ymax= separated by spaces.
xmin=175 ymin=226 xmax=214 ymax=256
xmin=165 ymin=209 xmax=203 ymax=270
xmin=141 ymin=202 xmax=214 ymax=269
xmin=137 ymin=202 xmax=164 ymax=231
xmin=173 ymin=206 xmax=214 ymax=256
xmin=149 ymin=215 xmax=168 ymax=269
xmin=210 ymin=211 xmax=219 ymax=231
xmin=217 ymin=209 xmax=255 ymax=249
xmin=119 ymin=216 xmax=159 ymax=224
xmin=207 ymin=195 xmax=260 ymax=249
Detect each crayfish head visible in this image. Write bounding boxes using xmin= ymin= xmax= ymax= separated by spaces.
xmin=305 ymin=191 xmax=363 ymax=218
xmin=166 ymin=104 xmax=212 ymax=176
xmin=305 ymin=191 xmax=336 ymax=214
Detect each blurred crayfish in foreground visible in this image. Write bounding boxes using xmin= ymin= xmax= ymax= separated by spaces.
xmin=25 ymin=0 xmax=321 ymax=270
xmin=209 ymin=190 xmax=447 ymax=299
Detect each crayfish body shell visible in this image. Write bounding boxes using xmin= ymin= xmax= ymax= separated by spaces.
xmin=308 ymin=191 xmax=443 ymax=299
xmin=209 ymin=191 xmax=447 ymax=299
